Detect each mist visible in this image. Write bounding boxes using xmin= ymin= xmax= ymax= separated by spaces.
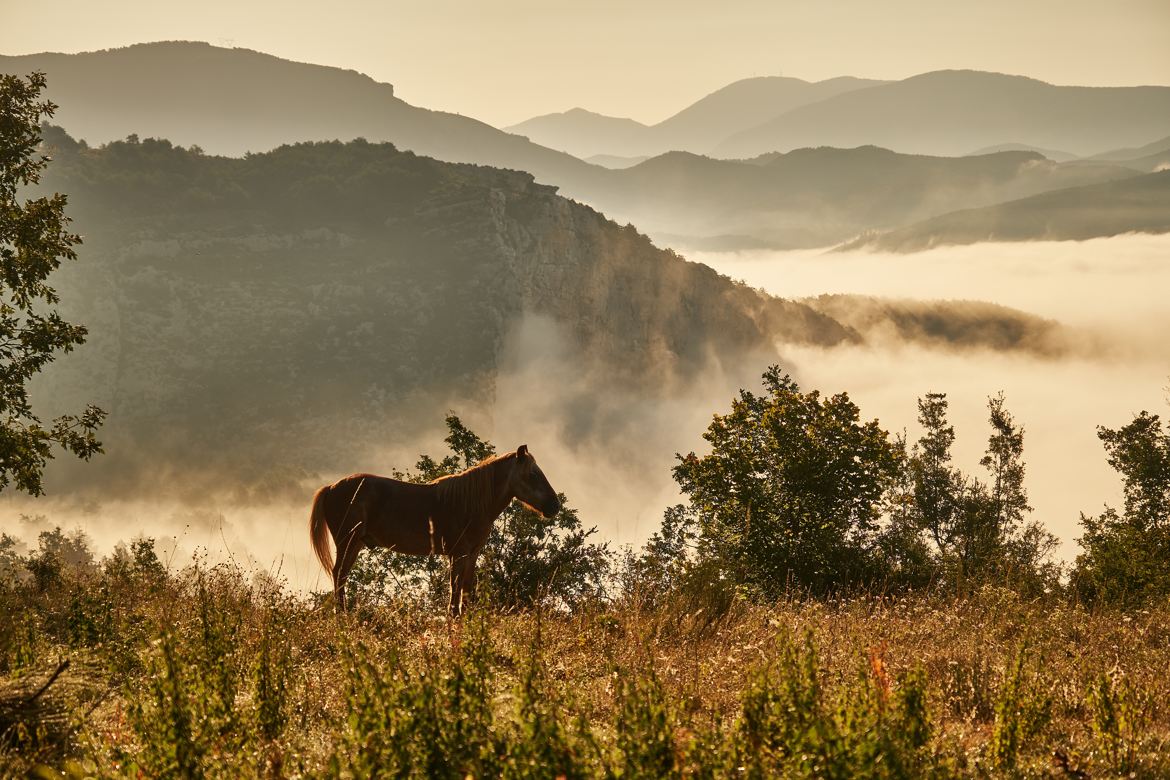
xmin=693 ymin=234 xmax=1170 ymax=561
xmin=1 ymin=310 xmax=771 ymax=595
xmin=5 ymin=234 xmax=1168 ymax=590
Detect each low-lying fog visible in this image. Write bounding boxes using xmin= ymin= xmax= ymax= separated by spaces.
xmin=693 ymin=234 xmax=1170 ymax=564
xmin=6 ymin=234 xmax=1168 ymax=592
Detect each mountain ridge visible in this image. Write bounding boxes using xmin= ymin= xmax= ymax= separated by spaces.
xmin=714 ymin=69 xmax=1170 ymax=159
xmin=505 ymin=75 xmax=885 ymax=158
xmin=841 ymin=169 xmax=1170 ymax=252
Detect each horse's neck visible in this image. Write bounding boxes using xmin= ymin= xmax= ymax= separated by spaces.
xmin=448 ymin=455 xmax=514 ymax=525
xmin=482 ymin=457 xmax=515 ymax=519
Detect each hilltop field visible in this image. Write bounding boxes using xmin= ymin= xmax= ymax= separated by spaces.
xmin=2 ymin=545 xmax=1169 ymax=779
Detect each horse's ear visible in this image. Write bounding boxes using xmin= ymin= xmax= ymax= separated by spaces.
xmin=516 ymin=444 xmax=528 ymax=458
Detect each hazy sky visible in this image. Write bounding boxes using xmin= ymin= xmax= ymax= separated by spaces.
xmin=2 ymin=0 xmax=1167 ymax=127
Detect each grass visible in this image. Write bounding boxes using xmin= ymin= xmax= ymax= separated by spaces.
xmin=3 ymin=554 xmax=1170 ymax=778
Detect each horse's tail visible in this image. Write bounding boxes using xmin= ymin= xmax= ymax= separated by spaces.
xmin=309 ymin=485 xmax=334 ymax=576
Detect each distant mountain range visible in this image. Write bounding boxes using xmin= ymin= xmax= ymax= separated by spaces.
xmin=509 ymin=70 xmax=1170 ymax=164
xmin=844 ymin=170 xmax=1170 ymax=252
xmin=565 ymin=146 xmax=1138 ymax=249
xmin=5 ymin=42 xmax=1167 ymax=255
xmin=712 ymin=70 xmax=1170 ymax=159
xmin=506 ymin=76 xmax=884 ymax=158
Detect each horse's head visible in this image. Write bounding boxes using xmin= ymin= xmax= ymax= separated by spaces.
xmin=510 ymin=444 xmax=561 ymax=518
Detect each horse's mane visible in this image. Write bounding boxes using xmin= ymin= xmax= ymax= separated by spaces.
xmin=431 ymin=451 xmax=516 ymax=520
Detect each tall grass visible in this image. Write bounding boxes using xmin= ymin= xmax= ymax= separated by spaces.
xmin=3 ymin=552 xmax=1170 ymax=778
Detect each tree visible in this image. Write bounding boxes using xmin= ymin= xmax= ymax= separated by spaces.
xmin=908 ymin=393 xmax=963 ymax=558
xmin=906 ymin=392 xmax=1056 ymax=592
xmin=981 ymin=393 xmax=1030 ymax=533
xmin=672 ymin=366 xmax=903 ymax=597
xmin=979 ymin=394 xmax=1057 ymax=590
xmin=1074 ymin=410 xmax=1170 ymax=605
xmin=0 ymin=72 xmax=104 ymax=494
xmin=347 ymin=415 xmax=611 ymax=611
xmin=617 ymin=503 xmax=700 ymax=606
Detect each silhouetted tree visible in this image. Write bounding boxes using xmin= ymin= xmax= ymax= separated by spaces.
xmin=0 ymin=72 xmax=104 ymax=494
xmin=1074 ymin=409 xmax=1170 ymax=605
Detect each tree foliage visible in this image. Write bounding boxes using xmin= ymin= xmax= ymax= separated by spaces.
xmin=1074 ymin=409 xmax=1170 ymax=605
xmin=0 ymin=72 xmax=104 ymax=494
xmin=663 ymin=370 xmax=1057 ymax=600
xmin=673 ymin=366 xmax=903 ymax=596
xmin=905 ymin=392 xmax=1057 ymax=593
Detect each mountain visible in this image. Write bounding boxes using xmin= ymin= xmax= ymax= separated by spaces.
xmin=1087 ymin=134 xmax=1170 ymax=172
xmin=505 ymin=76 xmax=884 ymax=158
xmin=652 ymin=76 xmax=884 ymax=153
xmin=714 ymin=71 xmax=1170 ymax=159
xmin=966 ymin=143 xmax=1077 ymax=162
xmin=584 ymin=154 xmax=650 ymax=169
xmin=0 ymin=41 xmax=605 ymax=189
xmin=1088 ymin=134 xmax=1170 ymax=162
xmin=1117 ymin=149 xmax=1170 ymax=174
xmin=568 ymin=146 xmax=1138 ymax=250
xmin=506 ymin=109 xmax=652 ymax=160
xmin=843 ymin=170 xmax=1170 ymax=252
xmin=32 ymin=128 xmax=852 ymax=496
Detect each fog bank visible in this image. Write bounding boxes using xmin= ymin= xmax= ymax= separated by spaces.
xmin=5 ymin=235 xmax=1167 ymax=589
xmin=695 ymin=234 xmax=1170 ymax=562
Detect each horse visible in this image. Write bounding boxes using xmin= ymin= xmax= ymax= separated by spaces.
xmin=309 ymin=444 xmax=560 ymax=615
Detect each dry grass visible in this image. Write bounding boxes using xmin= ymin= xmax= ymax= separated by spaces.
xmin=3 ymin=562 xmax=1170 ymax=777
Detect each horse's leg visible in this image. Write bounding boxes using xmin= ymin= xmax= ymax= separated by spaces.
xmin=333 ymin=531 xmax=364 ymax=614
xmin=449 ymin=553 xmax=479 ymax=618
xmin=449 ymin=554 xmax=465 ymax=618
xmin=460 ymin=553 xmax=479 ymax=612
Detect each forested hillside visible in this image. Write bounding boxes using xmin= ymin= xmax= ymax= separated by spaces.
xmin=32 ymin=128 xmax=849 ymax=495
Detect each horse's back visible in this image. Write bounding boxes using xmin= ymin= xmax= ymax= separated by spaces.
xmin=326 ymin=473 xmax=436 ymax=511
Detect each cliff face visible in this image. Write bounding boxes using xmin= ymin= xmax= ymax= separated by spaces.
xmin=34 ymin=132 xmax=850 ymax=493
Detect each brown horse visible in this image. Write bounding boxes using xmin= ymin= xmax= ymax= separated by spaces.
xmin=309 ymin=445 xmax=560 ymax=615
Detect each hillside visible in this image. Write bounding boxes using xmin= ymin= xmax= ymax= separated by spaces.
xmin=844 ymin=170 xmax=1170 ymax=252
xmin=1088 ymin=133 xmax=1170 ymax=172
xmin=0 ymin=41 xmax=605 ymax=190
xmin=4 ymin=44 xmax=1150 ymax=251
xmin=570 ymin=146 xmax=1138 ymax=249
xmin=505 ymin=76 xmax=883 ymax=158
xmin=714 ymin=70 xmax=1170 ymax=159
xmin=31 ymin=128 xmax=851 ymax=496
xmin=965 ymin=143 xmax=1077 ymax=162
xmin=803 ymin=295 xmax=1074 ymax=356
xmin=1088 ymin=133 xmax=1170 ymax=163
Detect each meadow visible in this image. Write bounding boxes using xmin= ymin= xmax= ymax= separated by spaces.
xmin=2 ymin=542 xmax=1168 ymax=779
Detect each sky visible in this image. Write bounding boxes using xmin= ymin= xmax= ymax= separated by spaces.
xmin=2 ymin=0 xmax=1168 ymax=127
